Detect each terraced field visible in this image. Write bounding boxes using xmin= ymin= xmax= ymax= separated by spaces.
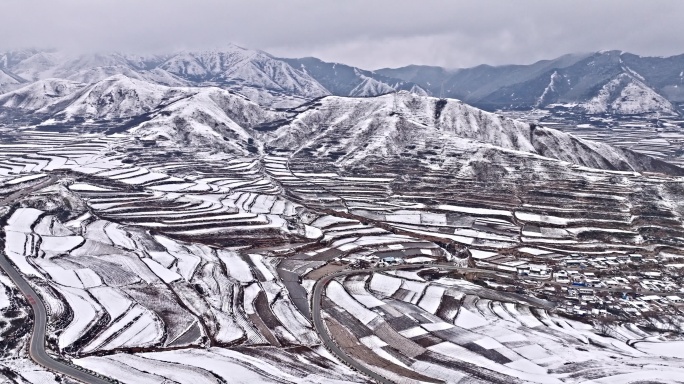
xmin=321 ymin=269 xmax=684 ymax=383
xmin=0 ymin=123 xmax=684 ymax=383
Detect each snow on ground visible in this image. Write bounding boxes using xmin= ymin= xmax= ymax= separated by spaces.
xmin=418 ymin=285 xmax=445 ymax=314
xmin=517 ymin=247 xmax=552 ymax=255
xmin=0 ymin=359 xmax=60 ymax=384
xmin=7 ymin=173 xmax=46 ymax=185
xmin=636 ymin=340 xmax=684 ymax=358
xmin=369 ymin=273 xmax=403 ymax=296
xmin=470 ymin=249 xmax=498 ymax=259
xmin=515 ymin=211 xmax=569 ymax=225
xmin=217 ymin=250 xmax=254 ymax=283
xmin=327 ymin=280 xmax=378 ymax=325
xmin=437 ymin=204 xmax=511 ymax=217
xmin=38 ymin=262 xmax=84 ymax=288
xmin=271 ymin=299 xmax=318 ymax=345
xmin=142 ymin=258 xmax=182 ymax=283
xmin=248 ymin=254 xmax=275 ymax=281
xmin=429 ymin=342 xmax=561 ymax=383
xmin=4 ymin=231 xmax=44 ymax=277
xmin=39 ymin=235 xmax=84 ymax=255
xmin=89 ymin=286 xmax=133 ymax=319
xmin=76 ymin=347 xmax=366 ymax=384
xmin=6 ymin=208 xmax=44 ymax=232
xmin=454 ymin=307 xmax=490 ymax=329
xmin=69 ymin=183 xmax=114 ymax=191
xmin=54 ymin=285 xmax=103 ymax=349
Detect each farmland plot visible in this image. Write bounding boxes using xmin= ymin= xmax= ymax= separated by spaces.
xmin=323 ymin=270 xmax=684 ymax=383
xmin=0 ymin=203 xmax=323 ymax=356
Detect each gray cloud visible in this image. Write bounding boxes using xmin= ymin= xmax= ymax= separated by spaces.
xmin=2 ymin=0 xmax=683 ymax=69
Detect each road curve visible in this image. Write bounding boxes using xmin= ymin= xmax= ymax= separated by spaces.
xmin=312 ymin=269 xmax=394 ymax=384
xmin=0 ymin=175 xmax=113 ymax=384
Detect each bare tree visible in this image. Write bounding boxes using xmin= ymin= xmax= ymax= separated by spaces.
xmin=594 ymin=315 xmax=619 ymax=337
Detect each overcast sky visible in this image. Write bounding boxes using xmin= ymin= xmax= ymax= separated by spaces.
xmin=2 ymin=0 xmax=682 ymax=69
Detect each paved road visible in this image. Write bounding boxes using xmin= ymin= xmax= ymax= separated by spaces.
xmin=0 ymin=175 xmax=113 ymax=384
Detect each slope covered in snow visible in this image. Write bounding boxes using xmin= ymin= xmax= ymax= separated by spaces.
xmin=580 ymin=73 xmax=677 ymax=115
xmin=377 ymin=51 xmax=684 ymax=114
xmin=57 ymin=74 xmax=189 ymax=120
xmin=0 ymin=78 xmax=87 ymax=112
xmin=133 ymin=88 xmax=282 ymax=154
xmin=0 ymin=47 xmax=329 ymax=108
xmin=3 ymin=52 xmax=180 ymax=85
xmin=0 ymin=68 xmax=26 ymax=94
xmin=282 ymin=56 xmax=426 ymax=97
xmin=2 ymin=73 xmax=678 ymax=175
xmin=267 ymin=91 xmax=683 ymax=174
xmin=4 ymin=48 xmax=682 ymax=115
xmin=348 ymin=73 xmax=395 ymax=97
xmin=0 ymin=75 xmax=283 ymax=152
xmin=1 ymin=50 xmax=64 ymax=81
xmin=159 ymin=45 xmax=330 ymax=100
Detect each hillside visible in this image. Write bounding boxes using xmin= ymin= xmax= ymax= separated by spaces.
xmin=281 ymin=57 xmax=426 ymax=97
xmin=267 ymin=92 xmax=682 ymax=174
xmin=0 ymin=46 xmax=330 ymax=108
xmin=2 ymin=74 xmax=679 ymax=175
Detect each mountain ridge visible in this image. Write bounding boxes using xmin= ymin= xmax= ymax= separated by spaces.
xmin=376 ymin=50 xmax=683 ymax=114
xmin=265 ymin=91 xmax=682 ymax=174
xmin=1 ymin=73 xmax=680 ymax=175
xmin=3 ymin=47 xmax=681 ymax=115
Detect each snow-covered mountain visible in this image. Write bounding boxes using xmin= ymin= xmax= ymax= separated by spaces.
xmin=0 ymin=75 xmax=192 ymax=119
xmin=132 ymin=88 xmax=271 ymax=154
xmin=3 ymin=47 xmax=682 ymax=115
xmin=0 ymin=46 xmax=330 ymax=108
xmin=56 ymin=74 xmax=190 ymax=120
xmin=0 ymin=78 xmax=86 ymax=112
xmin=4 ymin=43 xmax=684 ymax=384
xmin=579 ymin=73 xmax=677 ymax=115
xmin=1 ymin=73 xmax=679 ymax=173
xmin=281 ymin=57 xmax=427 ymax=97
xmin=266 ymin=91 xmax=682 ymax=174
xmin=0 ymin=74 xmax=283 ymax=154
xmin=159 ymin=46 xmax=330 ymax=98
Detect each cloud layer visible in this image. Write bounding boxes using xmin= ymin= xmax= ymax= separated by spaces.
xmin=2 ymin=0 xmax=682 ymax=69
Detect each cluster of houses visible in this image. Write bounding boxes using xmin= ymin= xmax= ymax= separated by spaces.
xmin=556 ymin=288 xmax=684 ymax=320
xmin=472 ymin=248 xmax=684 ymax=321
xmin=539 ymin=254 xmax=683 ymax=320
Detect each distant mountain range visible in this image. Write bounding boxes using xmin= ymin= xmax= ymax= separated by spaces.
xmin=0 ymin=45 xmax=329 ymax=108
xmin=1 ymin=46 xmax=682 ymax=115
xmin=377 ymin=51 xmax=684 ymax=114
